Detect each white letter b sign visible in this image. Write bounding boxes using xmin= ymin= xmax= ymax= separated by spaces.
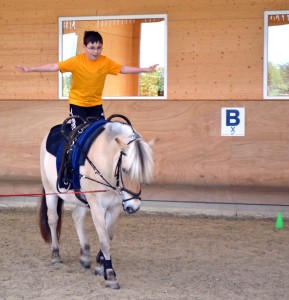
xmin=221 ymin=107 xmax=245 ymax=136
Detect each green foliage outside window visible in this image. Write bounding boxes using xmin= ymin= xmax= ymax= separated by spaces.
xmin=63 ymin=75 xmax=72 ymax=98
xmin=140 ymin=67 xmax=164 ymax=96
xmin=268 ymin=62 xmax=289 ymax=97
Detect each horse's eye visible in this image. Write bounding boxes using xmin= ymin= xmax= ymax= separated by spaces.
xmin=122 ymin=168 xmax=129 ymax=174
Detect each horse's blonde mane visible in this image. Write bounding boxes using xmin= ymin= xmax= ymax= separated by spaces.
xmin=126 ymin=138 xmax=154 ymax=183
xmin=105 ymin=122 xmax=154 ymax=183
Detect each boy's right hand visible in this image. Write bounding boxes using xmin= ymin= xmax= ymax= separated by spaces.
xmin=15 ymin=65 xmax=30 ymax=72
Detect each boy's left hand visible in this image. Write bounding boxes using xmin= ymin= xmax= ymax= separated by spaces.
xmin=146 ymin=64 xmax=159 ymax=72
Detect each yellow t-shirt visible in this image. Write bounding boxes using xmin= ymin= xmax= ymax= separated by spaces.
xmin=58 ymin=54 xmax=122 ymax=107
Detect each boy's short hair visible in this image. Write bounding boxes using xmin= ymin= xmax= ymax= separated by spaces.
xmin=83 ymin=31 xmax=103 ymax=45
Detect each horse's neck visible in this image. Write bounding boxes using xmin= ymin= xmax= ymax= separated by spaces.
xmin=87 ymin=132 xmax=119 ymax=178
xmin=88 ymin=122 xmax=133 ymax=172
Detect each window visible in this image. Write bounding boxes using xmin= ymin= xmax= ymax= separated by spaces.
xmin=264 ymin=11 xmax=289 ymax=99
xmin=58 ymin=14 xmax=167 ymax=99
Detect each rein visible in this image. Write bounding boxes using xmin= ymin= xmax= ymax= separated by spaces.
xmin=0 ymin=189 xmax=109 ymax=198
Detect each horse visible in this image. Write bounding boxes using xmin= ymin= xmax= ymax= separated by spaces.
xmin=39 ymin=115 xmax=155 ymax=289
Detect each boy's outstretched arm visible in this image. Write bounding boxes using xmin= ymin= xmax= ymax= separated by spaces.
xmin=15 ymin=63 xmax=59 ymax=72
xmin=120 ymin=64 xmax=158 ymax=74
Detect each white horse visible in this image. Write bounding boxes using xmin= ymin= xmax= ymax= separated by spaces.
xmin=39 ymin=116 xmax=155 ymax=289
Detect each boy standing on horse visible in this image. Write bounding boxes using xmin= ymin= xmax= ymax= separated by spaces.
xmin=16 ymin=31 xmax=158 ymax=129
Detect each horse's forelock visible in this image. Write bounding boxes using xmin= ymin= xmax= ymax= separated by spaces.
xmin=126 ymin=138 xmax=154 ymax=183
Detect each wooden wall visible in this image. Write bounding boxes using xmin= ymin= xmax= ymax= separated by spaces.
xmin=1 ymin=1 xmax=289 ymax=206
xmin=1 ymin=0 xmax=288 ymax=100
xmin=0 ymin=100 xmax=288 ymax=205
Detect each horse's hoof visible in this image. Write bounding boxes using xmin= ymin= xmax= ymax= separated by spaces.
xmin=95 ymin=265 xmax=104 ymax=276
xmin=80 ymin=260 xmax=91 ymax=269
xmin=51 ymin=249 xmax=62 ymax=264
xmin=51 ymin=258 xmax=62 ymax=264
xmin=104 ymin=269 xmax=119 ymax=289
xmin=105 ymin=280 xmax=120 ymax=289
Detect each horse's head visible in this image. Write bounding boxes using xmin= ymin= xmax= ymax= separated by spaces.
xmin=114 ymin=131 xmax=155 ymax=214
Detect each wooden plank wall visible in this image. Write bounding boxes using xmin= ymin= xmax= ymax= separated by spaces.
xmin=0 ymin=0 xmax=289 ymax=205
xmin=0 ymin=100 xmax=288 ymax=205
xmin=1 ymin=0 xmax=288 ymax=100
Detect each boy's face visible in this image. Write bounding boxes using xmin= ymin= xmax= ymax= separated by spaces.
xmin=84 ymin=41 xmax=103 ymax=60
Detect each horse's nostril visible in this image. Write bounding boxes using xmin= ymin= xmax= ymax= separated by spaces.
xmin=126 ymin=207 xmax=134 ymax=214
xmin=125 ymin=205 xmax=140 ymax=214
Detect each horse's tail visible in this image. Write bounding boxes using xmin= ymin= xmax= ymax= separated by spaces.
xmin=39 ymin=187 xmax=63 ymax=244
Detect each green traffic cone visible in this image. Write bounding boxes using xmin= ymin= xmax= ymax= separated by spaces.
xmin=275 ymin=212 xmax=284 ymax=229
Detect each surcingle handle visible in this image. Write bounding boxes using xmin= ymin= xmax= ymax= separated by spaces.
xmin=106 ymin=114 xmax=133 ymax=128
xmin=61 ymin=115 xmax=86 ymax=140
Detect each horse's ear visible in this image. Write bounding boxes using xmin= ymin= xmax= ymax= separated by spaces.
xmin=115 ymin=138 xmax=129 ymax=152
xmin=148 ymin=137 xmax=160 ymax=148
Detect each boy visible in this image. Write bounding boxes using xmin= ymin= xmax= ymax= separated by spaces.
xmin=16 ymin=31 xmax=158 ymax=129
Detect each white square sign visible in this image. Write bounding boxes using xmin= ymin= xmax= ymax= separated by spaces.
xmin=221 ymin=107 xmax=245 ymax=136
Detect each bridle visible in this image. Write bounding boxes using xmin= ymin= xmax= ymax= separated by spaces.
xmin=77 ymin=137 xmax=142 ymax=208
xmin=114 ymin=149 xmax=142 ymax=202
xmin=62 ymin=114 xmax=142 ymax=208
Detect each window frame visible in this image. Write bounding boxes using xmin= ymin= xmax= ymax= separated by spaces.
xmin=58 ymin=14 xmax=168 ymax=100
xmin=263 ymin=10 xmax=289 ymax=100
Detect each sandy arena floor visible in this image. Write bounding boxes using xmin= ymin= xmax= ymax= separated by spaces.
xmin=0 ymin=207 xmax=288 ymax=300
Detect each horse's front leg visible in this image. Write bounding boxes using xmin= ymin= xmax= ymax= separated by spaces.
xmin=72 ymin=205 xmax=91 ymax=269
xmin=89 ymin=200 xmax=120 ymax=289
xmin=95 ymin=205 xmax=122 ymax=277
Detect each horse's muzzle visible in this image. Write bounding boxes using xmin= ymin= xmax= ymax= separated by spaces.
xmin=125 ymin=206 xmax=140 ymax=214
xmin=122 ymin=198 xmax=141 ymax=214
